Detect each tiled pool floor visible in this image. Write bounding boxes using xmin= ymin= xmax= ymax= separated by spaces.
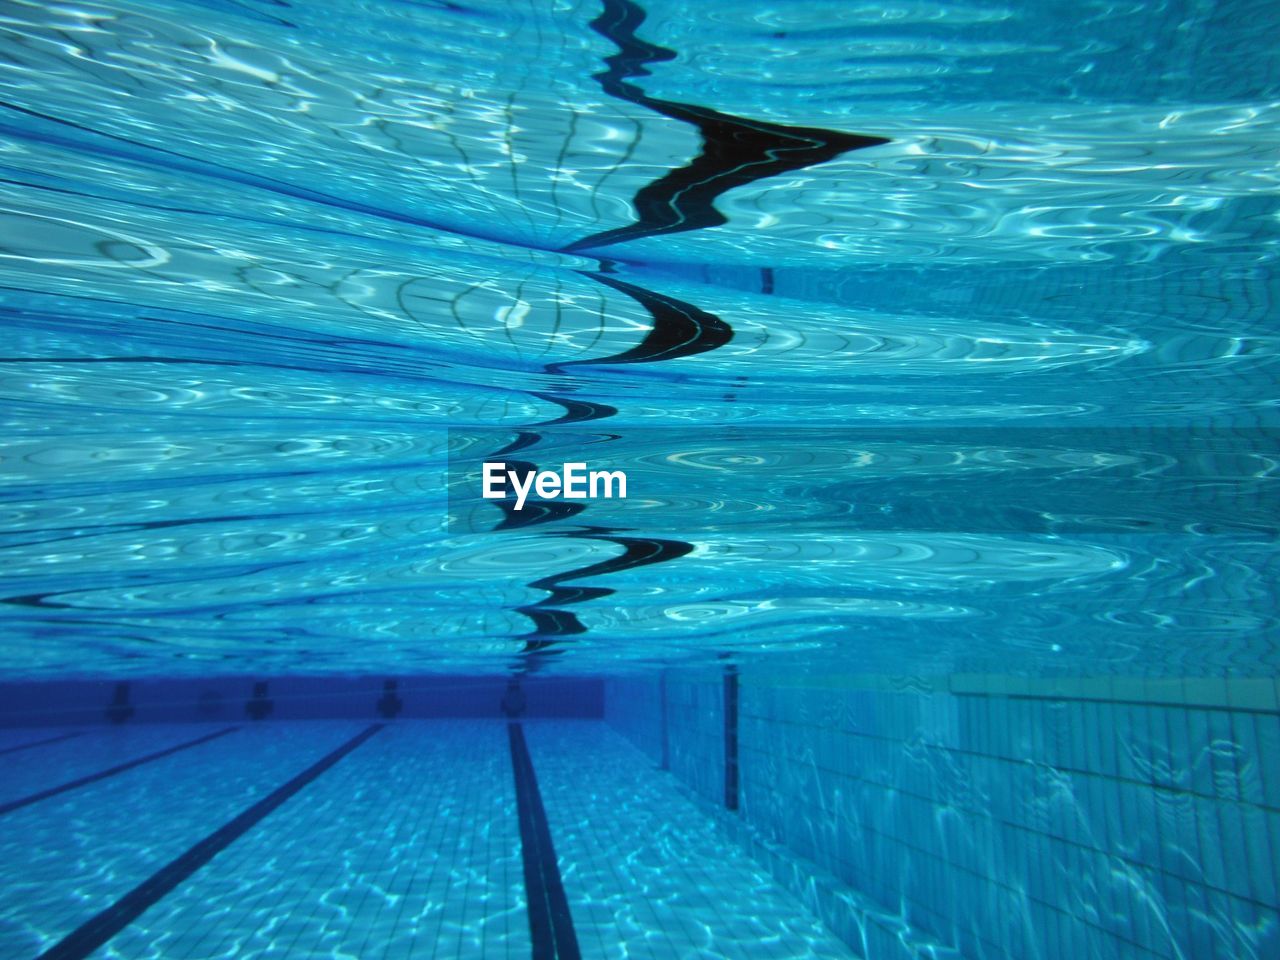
xmin=0 ymin=721 xmax=854 ymax=959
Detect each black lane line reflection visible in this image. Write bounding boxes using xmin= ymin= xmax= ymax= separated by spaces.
xmin=487 ymin=428 xmax=698 ymax=668
xmin=563 ymin=0 xmax=889 ymax=253
xmin=508 ymin=723 xmax=581 ymax=960
xmin=512 ymin=530 xmax=694 ymax=669
xmin=0 ymin=732 xmax=82 ymax=758
xmin=550 ymin=272 xmax=732 ymax=372
xmin=0 ymin=727 xmax=238 ymax=818
xmin=478 ymin=447 xmax=588 ymax=672
xmin=529 ymin=394 xmax=620 ymax=425
xmin=36 ymin=724 xmax=385 ymax=960
xmin=528 ymin=531 xmax=694 ymax=608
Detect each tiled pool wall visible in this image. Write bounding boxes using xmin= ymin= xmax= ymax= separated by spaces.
xmin=0 ymin=676 xmax=605 ymax=727
xmin=605 ymin=671 xmax=1280 ymax=960
xmin=690 ymin=257 xmax=1277 ymax=327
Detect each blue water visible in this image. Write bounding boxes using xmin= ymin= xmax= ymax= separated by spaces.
xmin=1 ymin=0 xmax=1278 ymax=957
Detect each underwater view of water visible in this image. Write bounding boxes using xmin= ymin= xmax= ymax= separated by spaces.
xmin=0 ymin=0 xmax=1277 ymax=957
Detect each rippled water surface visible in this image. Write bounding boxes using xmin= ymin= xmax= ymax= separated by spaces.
xmin=1 ymin=0 xmax=1277 ymax=677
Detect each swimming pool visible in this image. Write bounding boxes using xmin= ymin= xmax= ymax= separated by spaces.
xmin=0 ymin=0 xmax=1277 ymax=956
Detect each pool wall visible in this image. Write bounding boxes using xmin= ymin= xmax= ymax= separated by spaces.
xmin=606 ymin=671 xmax=1280 ymax=960
xmin=0 ymin=676 xmax=605 ymax=726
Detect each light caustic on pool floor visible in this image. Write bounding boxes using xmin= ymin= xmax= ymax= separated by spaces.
xmin=0 ymin=721 xmax=855 ymax=960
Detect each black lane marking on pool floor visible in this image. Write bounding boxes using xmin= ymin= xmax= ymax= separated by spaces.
xmin=36 ymin=723 xmax=385 ymax=960
xmin=0 ymin=731 xmax=82 ymax=757
xmin=508 ymin=722 xmax=581 ymax=960
xmin=0 ymin=727 xmax=238 ymax=817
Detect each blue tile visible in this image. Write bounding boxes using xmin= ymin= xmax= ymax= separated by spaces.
xmin=1207 ymin=710 xmax=1240 ymax=802
xmin=1187 ymin=710 xmax=1217 ymax=798
xmin=1196 ymin=795 xmax=1228 ymax=892
xmin=1253 ymin=713 xmax=1280 ymax=809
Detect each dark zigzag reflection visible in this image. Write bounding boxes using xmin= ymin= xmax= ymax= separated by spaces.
xmin=552 ymin=272 xmax=732 ymax=371
xmin=562 ymin=0 xmax=889 ymax=253
xmin=497 ymin=0 xmax=887 ymax=675
xmin=496 ymin=267 xmax=732 ymax=669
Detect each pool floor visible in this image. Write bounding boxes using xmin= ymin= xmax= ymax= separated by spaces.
xmin=0 ymin=721 xmax=853 ymax=959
